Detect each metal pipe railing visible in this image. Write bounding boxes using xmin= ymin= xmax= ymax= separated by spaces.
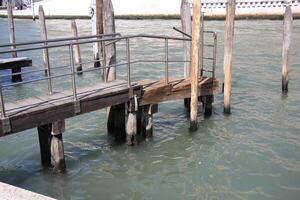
xmin=69 ymin=44 xmax=78 ymax=101
xmin=165 ymin=39 xmax=169 ymax=85
xmin=0 ymin=32 xmax=218 ymax=118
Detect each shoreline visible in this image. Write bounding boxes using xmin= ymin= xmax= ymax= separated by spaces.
xmin=1 ymin=13 xmax=300 ymax=20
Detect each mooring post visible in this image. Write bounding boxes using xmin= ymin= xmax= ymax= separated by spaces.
xmin=203 ymin=95 xmax=214 ymax=117
xmin=92 ymin=0 xmax=104 ymax=68
xmin=190 ymin=0 xmax=201 ymax=131
xmin=7 ymin=3 xmax=22 ymax=83
xmin=37 ymin=124 xmax=52 ymax=167
xmin=31 ymin=0 xmax=35 ymax=21
xmin=51 ymin=120 xmax=66 ymax=173
xmin=181 ymin=0 xmax=192 ymax=112
xmin=223 ymin=0 xmax=235 ymax=114
xmin=70 ymin=20 xmax=83 ymax=73
xmin=141 ymin=104 xmax=158 ymax=139
xmin=282 ymin=5 xmax=293 ymax=93
xmin=38 ymin=6 xmax=53 ymax=95
xmin=126 ymin=99 xmax=138 ymax=146
xmin=103 ymin=0 xmax=126 ymax=140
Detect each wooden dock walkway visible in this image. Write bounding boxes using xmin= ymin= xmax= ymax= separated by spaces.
xmin=0 ymin=76 xmax=218 ymax=136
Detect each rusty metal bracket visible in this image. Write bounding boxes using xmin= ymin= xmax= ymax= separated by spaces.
xmin=2 ymin=117 xmax=11 ymax=135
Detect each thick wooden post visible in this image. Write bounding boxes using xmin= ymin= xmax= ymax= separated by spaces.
xmin=190 ymin=0 xmax=201 ymax=131
xmin=103 ymin=0 xmax=116 ymax=81
xmin=39 ymin=6 xmax=52 ymax=94
xmin=203 ymin=95 xmax=213 ymax=117
xmin=126 ymin=100 xmax=138 ymax=146
xmin=51 ymin=120 xmax=66 ymax=173
xmin=107 ymin=103 xmax=126 ymax=142
xmin=141 ymin=104 xmax=158 ymax=139
xmin=71 ymin=20 xmax=83 ymax=73
xmin=223 ymin=0 xmax=235 ymax=114
xmin=181 ymin=0 xmax=192 ymax=112
xmin=37 ymin=124 xmax=52 ymax=167
xmin=282 ymin=5 xmax=293 ymax=93
xmin=92 ymin=0 xmax=104 ymax=68
xmin=7 ymin=3 xmax=22 ymax=83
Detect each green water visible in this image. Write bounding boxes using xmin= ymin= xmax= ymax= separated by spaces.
xmin=0 ymin=19 xmax=300 ymax=200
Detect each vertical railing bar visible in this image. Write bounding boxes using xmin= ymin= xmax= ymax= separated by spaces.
xmin=69 ymin=44 xmax=77 ymax=101
xmin=0 ymin=85 xmax=6 ymax=119
xmin=212 ymin=32 xmax=217 ymax=79
xmin=165 ymin=38 xmax=169 ymax=85
xmin=126 ymin=38 xmax=131 ymax=88
xmin=102 ymin=41 xmax=107 ymax=82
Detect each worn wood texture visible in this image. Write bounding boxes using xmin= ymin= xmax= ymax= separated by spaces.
xmin=51 ymin=120 xmax=66 ymax=173
xmin=37 ymin=124 xmax=52 ymax=167
xmin=282 ymin=5 xmax=293 ymax=93
xmin=7 ymin=3 xmax=22 ymax=83
xmin=223 ymin=0 xmax=235 ymax=114
xmin=0 ymin=57 xmax=32 ymax=70
xmin=38 ymin=6 xmax=50 ymax=74
xmin=181 ymin=0 xmax=192 ymax=78
xmin=190 ymin=0 xmax=202 ymax=130
xmin=141 ymin=104 xmax=158 ymax=139
xmin=203 ymin=95 xmax=214 ymax=117
xmin=103 ymin=0 xmax=116 ymax=81
xmin=126 ymin=100 xmax=138 ymax=146
xmin=0 ymin=80 xmax=141 ymax=136
xmin=71 ymin=20 xmax=83 ymax=73
xmin=139 ymin=77 xmax=218 ymax=106
xmin=92 ymin=0 xmax=103 ymax=68
xmin=107 ymin=103 xmax=126 ymax=142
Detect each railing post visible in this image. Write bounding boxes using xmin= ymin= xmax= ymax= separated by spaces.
xmin=165 ymin=38 xmax=169 ymax=85
xmin=102 ymin=41 xmax=107 ymax=82
xmin=69 ymin=44 xmax=78 ymax=102
xmin=0 ymin=86 xmax=6 ymax=119
xmin=126 ymin=38 xmax=131 ymax=88
xmin=212 ymin=32 xmax=217 ymax=79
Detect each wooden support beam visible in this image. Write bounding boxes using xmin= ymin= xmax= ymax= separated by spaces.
xmin=7 ymin=3 xmax=22 ymax=83
xmin=223 ymin=0 xmax=235 ymax=114
xmin=71 ymin=20 xmax=83 ymax=73
xmin=141 ymin=104 xmax=158 ymax=139
xmin=126 ymin=100 xmax=138 ymax=146
xmin=51 ymin=120 xmax=66 ymax=173
xmin=107 ymin=103 xmax=126 ymax=142
xmin=37 ymin=124 xmax=52 ymax=167
xmin=282 ymin=5 xmax=293 ymax=93
xmin=181 ymin=0 xmax=192 ymax=112
xmin=203 ymin=95 xmax=213 ymax=117
xmin=190 ymin=0 xmax=201 ymax=131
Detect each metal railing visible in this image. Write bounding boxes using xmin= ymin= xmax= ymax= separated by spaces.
xmin=0 ymin=32 xmax=217 ymax=119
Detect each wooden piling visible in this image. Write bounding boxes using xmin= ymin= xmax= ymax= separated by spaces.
xmin=141 ymin=104 xmax=157 ymax=139
xmin=282 ymin=5 xmax=293 ymax=93
xmin=190 ymin=0 xmax=201 ymax=130
xmin=38 ymin=6 xmax=50 ymax=76
xmin=107 ymin=103 xmax=126 ymax=142
xmin=37 ymin=124 xmax=52 ymax=167
xmin=126 ymin=100 xmax=138 ymax=146
xmin=71 ymin=20 xmax=83 ymax=73
xmin=203 ymin=95 xmax=213 ymax=117
xmin=51 ymin=120 xmax=66 ymax=173
xmin=92 ymin=0 xmax=104 ymax=68
xmin=181 ymin=0 xmax=192 ymax=112
xmin=7 ymin=3 xmax=22 ymax=83
xmin=223 ymin=0 xmax=235 ymax=114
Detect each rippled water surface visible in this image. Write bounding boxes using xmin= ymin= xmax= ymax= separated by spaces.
xmin=0 ymin=18 xmax=300 ymax=200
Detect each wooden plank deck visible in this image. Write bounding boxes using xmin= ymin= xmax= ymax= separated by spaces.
xmin=0 ymin=57 xmax=32 ymax=70
xmin=0 ymin=76 xmax=218 ymax=137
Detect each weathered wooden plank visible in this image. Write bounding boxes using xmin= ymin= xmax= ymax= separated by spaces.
xmin=0 ymin=57 xmax=32 ymax=70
